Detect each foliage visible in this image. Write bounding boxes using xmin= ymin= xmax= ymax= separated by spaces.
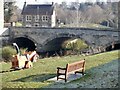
xmin=62 ymin=39 xmax=88 ymax=51
xmin=1 ymin=50 xmax=119 ymax=88
xmin=1 ymin=45 xmax=32 ymax=62
xmin=0 ymin=48 xmax=2 ymax=55
xmin=56 ymin=2 xmax=118 ymax=28
xmin=4 ymin=2 xmax=14 ymax=22
xmin=15 ymin=22 xmax=22 ymax=27
xmin=2 ymin=46 xmax=16 ymax=62
xmin=0 ymin=48 xmax=2 ymax=61
xmin=4 ymin=1 xmax=19 ymax=23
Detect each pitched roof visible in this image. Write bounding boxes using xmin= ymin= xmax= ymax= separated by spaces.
xmin=21 ymin=4 xmax=54 ymax=15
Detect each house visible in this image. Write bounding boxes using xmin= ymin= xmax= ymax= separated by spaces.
xmin=21 ymin=2 xmax=56 ymax=27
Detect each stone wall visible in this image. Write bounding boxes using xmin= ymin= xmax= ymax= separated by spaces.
xmin=9 ymin=27 xmax=119 ymax=52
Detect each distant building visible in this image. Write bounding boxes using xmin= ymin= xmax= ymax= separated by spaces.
xmin=21 ymin=2 xmax=56 ymax=27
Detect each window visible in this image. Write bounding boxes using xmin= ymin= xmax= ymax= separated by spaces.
xmin=26 ymin=15 xmax=32 ymax=21
xmin=42 ymin=15 xmax=48 ymax=22
xmin=35 ymin=15 xmax=39 ymax=22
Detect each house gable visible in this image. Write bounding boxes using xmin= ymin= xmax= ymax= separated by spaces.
xmin=21 ymin=3 xmax=56 ymax=27
xmin=21 ymin=4 xmax=54 ymax=15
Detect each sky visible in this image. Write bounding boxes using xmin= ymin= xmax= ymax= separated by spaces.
xmin=15 ymin=0 xmax=86 ymax=9
xmin=15 ymin=0 xmax=119 ymax=9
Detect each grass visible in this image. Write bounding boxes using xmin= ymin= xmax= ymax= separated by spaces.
xmin=1 ymin=50 xmax=119 ymax=88
xmin=60 ymin=23 xmax=112 ymax=29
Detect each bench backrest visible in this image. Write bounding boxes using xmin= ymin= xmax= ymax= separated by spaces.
xmin=66 ymin=59 xmax=85 ymax=73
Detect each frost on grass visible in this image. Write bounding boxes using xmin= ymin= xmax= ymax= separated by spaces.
xmin=47 ymin=59 xmax=118 ymax=88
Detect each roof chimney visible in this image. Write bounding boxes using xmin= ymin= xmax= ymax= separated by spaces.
xmin=21 ymin=1 xmax=26 ymax=14
xmin=23 ymin=1 xmax=26 ymax=10
xmin=52 ymin=2 xmax=54 ymax=5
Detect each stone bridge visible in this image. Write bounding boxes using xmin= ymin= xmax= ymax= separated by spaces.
xmin=9 ymin=27 xmax=120 ymax=53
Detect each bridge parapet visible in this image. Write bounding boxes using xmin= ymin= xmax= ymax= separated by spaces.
xmin=9 ymin=27 xmax=120 ymax=52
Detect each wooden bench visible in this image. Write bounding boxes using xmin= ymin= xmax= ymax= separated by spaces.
xmin=57 ymin=59 xmax=85 ymax=82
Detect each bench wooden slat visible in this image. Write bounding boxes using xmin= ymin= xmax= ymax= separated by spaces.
xmin=67 ymin=61 xmax=84 ymax=72
xmin=57 ymin=59 xmax=85 ymax=82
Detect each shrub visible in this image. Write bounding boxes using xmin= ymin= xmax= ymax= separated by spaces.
xmin=2 ymin=46 xmax=16 ymax=62
xmin=62 ymin=39 xmax=88 ymax=55
xmin=15 ymin=22 xmax=22 ymax=27
xmin=0 ymin=48 xmax=2 ymax=61
xmin=62 ymin=39 xmax=88 ymax=51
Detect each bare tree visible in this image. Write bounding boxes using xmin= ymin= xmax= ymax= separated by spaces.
xmin=82 ymin=5 xmax=105 ymax=23
xmin=55 ymin=1 xmax=117 ymax=28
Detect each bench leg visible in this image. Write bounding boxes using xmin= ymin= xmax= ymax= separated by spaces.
xmin=57 ymin=74 xmax=59 ymax=80
xmin=82 ymin=72 xmax=84 ymax=75
xmin=75 ymin=70 xmax=85 ymax=75
xmin=65 ymin=74 xmax=67 ymax=82
xmin=82 ymin=69 xmax=85 ymax=75
xmin=65 ymin=79 xmax=67 ymax=82
xmin=75 ymin=71 xmax=81 ymax=74
xmin=57 ymin=69 xmax=59 ymax=81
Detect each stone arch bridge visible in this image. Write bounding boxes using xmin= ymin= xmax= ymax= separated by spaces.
xmin=9 ymin=27 xmax=120 ymax=53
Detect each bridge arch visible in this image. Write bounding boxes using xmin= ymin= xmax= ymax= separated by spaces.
xmin=41 ymin=34 xmax=89 ymax=52
xmin=105 ymin=41 xmax=120 ymax=51
xmin=43 ymin=34 xmax=90 ymax=46
xmin=12 ymin=35 xmax=38 ymax=51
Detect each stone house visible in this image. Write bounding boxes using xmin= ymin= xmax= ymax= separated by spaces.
xmin=21 ymin=2 xmax=56 ymax=27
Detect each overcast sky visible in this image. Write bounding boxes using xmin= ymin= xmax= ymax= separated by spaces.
xmin=15 ymin=0 xmax=119 ymax=9
xmin=15 ymin=0 xmax=86 ymax=9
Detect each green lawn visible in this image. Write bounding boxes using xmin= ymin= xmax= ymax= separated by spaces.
xmin=1 ymin=50 xmax=119 ymax=88
xmin=60 ymin=23 xmax=112 ymax=29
